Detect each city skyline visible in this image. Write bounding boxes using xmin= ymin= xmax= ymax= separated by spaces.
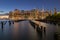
xmin=0 ymin=0 xmax=60 ymax=14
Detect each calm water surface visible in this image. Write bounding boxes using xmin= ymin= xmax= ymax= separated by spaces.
xmin=0 ymin=20 xmax=59 ymax=40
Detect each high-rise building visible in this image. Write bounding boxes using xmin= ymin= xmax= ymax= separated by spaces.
xmin=41 ymin=9 xmax=44 ymax=19
xmin=54 ymin=8 xmax=57 ymax=15
xmin=49 ymin=10 xmax=52 ymax=16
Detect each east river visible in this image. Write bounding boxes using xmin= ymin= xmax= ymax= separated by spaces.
xmin=0 ymin=20 xmax=59 ymax=40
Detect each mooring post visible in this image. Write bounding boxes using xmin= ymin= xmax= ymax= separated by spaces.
xmin=12 ymin=21 xmax=14 ymax=24
xmin=35 ymin=24 xmax=37 ymax=31
xmin=41 ymin=26 xmax=43 ymax=31
xmin=38 ymin=24 xmax=40 ymax=30
xmin=9 ymin=21 xmax=11 ymax=25
xmin=43 ymin=27 xmax=46 ymax=40
xmin=44 ymin=27 xmax=46 ymax=33
xmin=1 ymin=21 xmax=4 ymax=29
xmin=36 ymin=24 xmax=41 ymax=32
xmin=36 ymin=25 xmax=39 ymax=31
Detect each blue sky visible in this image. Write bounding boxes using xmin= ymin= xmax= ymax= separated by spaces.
xmin=0 ymin=0 xmax=60 ymax=14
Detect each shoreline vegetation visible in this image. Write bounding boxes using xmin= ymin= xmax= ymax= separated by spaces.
xmin=46 ymin=12 xmax=60 ymax=25
xmin=36 ymin=12 xmax=60 ymax=25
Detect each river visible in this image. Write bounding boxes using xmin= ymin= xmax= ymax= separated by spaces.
xmin=0 ymin=20 xmax=59 ymax=40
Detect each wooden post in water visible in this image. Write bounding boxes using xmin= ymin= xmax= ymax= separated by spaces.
xmin=1 ymin=22 xmax=4 ymax=30
xmin=35 ymin=24 xmax=37 ymax=31
xmin=36 ymin=25 xmax=39 ymax=31
xmin=43 ymin=27 xmax=46 ymax=40
xmin=40 ymin=26 xmax=43 ymax=31
xmin=44 ymin=27 xmax=46 ymax=33
xmin=1 ymin=21 xmax=7 ymax=31
xmin=8 ymin=21 xmax=11 ymax=25
xmin=37 ymin=25 xmax=41 ymax=32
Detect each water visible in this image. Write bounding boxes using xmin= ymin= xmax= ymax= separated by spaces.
xmin=0 ymin=20 xmax=39 ymax=40
xmin=0 ymin=20 xmax=59 ymax=40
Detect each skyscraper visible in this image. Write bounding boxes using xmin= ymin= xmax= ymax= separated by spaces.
xmin=54 ymin=8 xmax=57 ymax=15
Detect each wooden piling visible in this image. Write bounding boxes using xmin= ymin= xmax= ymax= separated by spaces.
xmin=9 ymin=21 xmax=11 ymax=25
xmin=1 ymin=22 xmax=4 ymax=29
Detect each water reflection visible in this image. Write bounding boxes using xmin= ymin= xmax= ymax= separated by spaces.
xmin=11 ymin=22 xmax=19 ymax=40
xmin=0 ymin=21 xmax=7 ymax=32
xmin=13 ymin=22 xmax=19 ymax=36
xmin=37 ymin=29 xmax=43 ymax=40
xmin=1 ymin=22 xmax=4 ymax=31
xmin=10 ymin=21 xmax=39 ymax=40
xmin=0 ymin=20 xmax=59 ymax=40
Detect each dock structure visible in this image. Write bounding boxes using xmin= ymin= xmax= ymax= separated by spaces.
xmin=30 ymin=20 xmax=60 ymax=40
xmin=30 ymin=20 xmax=47 ymax=33
xmin=31 ymin=20 xmax=46 ymax=27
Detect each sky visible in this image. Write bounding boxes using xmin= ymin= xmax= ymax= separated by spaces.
xmin=0 ymin=0 xmax=60 ymax=14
